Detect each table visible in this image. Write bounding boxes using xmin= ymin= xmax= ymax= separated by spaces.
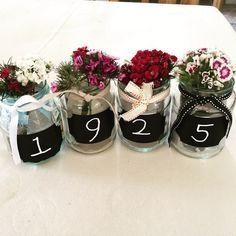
xmin=1 ymin=1 xmax=236 ymax=235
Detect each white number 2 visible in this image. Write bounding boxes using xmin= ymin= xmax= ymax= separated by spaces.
xmin=191 ymin=124 xmax=214 ymax=143
xmin=86 ymin=118 xmax=100 ymax=142
xmin=132 ymin=119 xmax=151 ymax=136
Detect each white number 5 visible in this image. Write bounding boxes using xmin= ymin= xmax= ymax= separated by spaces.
xmin=191 ymin=124 xmax=214 ymax=143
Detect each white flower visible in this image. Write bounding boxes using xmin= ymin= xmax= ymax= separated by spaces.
xmin=199 ymin=53 xmax=212 ymax=62
xmin=29 ymin=72 xmax=43 ymax=84
xmin=192 ymin=55 xmax=200 ymax=66
xmin=213 ymin=80 xmax=224 ymax=88
xmin=16 ymin=74 xmax=29 ymax=86
xmin=185 ymin=62 xmax=197 ymax=74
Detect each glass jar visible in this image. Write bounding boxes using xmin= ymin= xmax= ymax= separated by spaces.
xmin=171 ymin=81 xmax=236 ymax=159
xmin=60 ymin=84 xmax=116 ymax=154
xmin=0 ymin=82 xmax=63 ymax=163
xmin=117 ymin=81 xmax=171 ymax=152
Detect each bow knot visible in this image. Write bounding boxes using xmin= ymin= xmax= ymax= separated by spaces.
xmin=119 ymin=81 xmax=170 ymax=122
xmin=169 ymin=85 xmax=233 ymax=144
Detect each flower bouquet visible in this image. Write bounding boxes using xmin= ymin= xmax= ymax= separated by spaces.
xmin=0 ymin=57 xmax=62 ymax=164
xmin=170 ymin=48 xmax=236 ymax=158
xmin=55 ymin=46 xmax=119 ymax=153
xmin=117 ymin=49 xmax=177 ymax=152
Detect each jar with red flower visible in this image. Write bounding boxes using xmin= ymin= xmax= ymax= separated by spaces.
xmin=55 ymin=46 xmax=118 ymax=154
xmin=170 ymin=48 xmax=236 ymax=158
xmin=0 ymin=57 xmax=62 ymax=164
xmin=117 ymin=49 xmax=177 ymax=152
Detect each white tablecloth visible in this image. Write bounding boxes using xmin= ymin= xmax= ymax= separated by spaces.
xmin=1 ymin=1 xmax=236 ymax=235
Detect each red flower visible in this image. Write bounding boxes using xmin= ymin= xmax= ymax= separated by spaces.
xmin=72 ymin=46 xmax=88 ymax=61
xmin=7 ymin=80 xmax=20 ymax=92
xmin=0 ymin=67 xmax=11 ymax=78
xmin=119 ymin=49 xmax=177 ymax=88
xmin=144 ymin=65 xmax=160 ymax=81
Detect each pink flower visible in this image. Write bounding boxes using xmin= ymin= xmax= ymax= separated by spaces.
xmin=118 ymin=73 xmax=126 ymax=81
xmin=218 ymin=66 xmax=232 ymax=82
xmin=86 ymin=60 xmax=100 ymax=71
xmin=74 ymin=55 xmax=83 ymax=69
xmin=211 ymin=59 xmax=224 ymax=70
xmin=88 ymin=73 xmax=99 ymax=86
xmin=51 ymin=81 xmax=58 ymax=93
xmin=98 ymin=81 xmax=105 ymax=90
xmin=185 ymin=62 xmax=197 ymax=74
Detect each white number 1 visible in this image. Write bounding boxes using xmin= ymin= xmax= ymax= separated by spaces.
xmin=30 ymin=137 xmax=51 ymax=157
xmin=191 ymin=124 xmax=214 ymax=143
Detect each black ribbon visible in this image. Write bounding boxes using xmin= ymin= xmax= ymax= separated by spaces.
xmin=169 ymin=85 xmax=233 ymax=143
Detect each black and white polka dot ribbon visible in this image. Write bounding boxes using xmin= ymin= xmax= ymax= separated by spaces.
xmin=169 ymin=85 xmax=233 ymax=143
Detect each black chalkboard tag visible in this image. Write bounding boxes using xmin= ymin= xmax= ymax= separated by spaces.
xmin=176 ymin=114 xmax=228 ymax=147
xmin=68 ymin=108 xmax=114 ymax=144
xmin=119 ymin=111 xmax=165 ymax=143
xmin=17 ymin=124 xmax=62 ymax=163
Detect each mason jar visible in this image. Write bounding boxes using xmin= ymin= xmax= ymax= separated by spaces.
xmin=171 ymin=81 xmax=236 ymax=159
xmin=117 ymin=81 xmax=171 ymax=152
xmin=0 ymin=82 xmax=63 ymax=163
xmin=60 ymin=83 xmax=116 ymax=154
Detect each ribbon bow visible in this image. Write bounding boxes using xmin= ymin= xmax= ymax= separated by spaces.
xmin=0 ymin=95 xmax=54 ymax=165
xmin=169 ymin=85 xmax=233 ymax=143
xmin=119 ymin=81 xmax=170 ymax=122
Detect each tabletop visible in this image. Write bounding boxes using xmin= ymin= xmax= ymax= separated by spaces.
xmin=1 ymin=1 xmax=236 ymax=235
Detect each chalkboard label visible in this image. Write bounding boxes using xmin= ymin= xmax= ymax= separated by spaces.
xmin=176 ymin=114 xmax=228 ymax=147
xmin=68 ymin=108 xmax=114 ymax=144
xmin=119 ymin=112 xmax=165 ymax=143
xmin=17 ymin=124 xmax=62 ymax=163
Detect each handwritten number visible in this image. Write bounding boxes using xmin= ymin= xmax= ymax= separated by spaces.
xmin=132 ymin=119 xmax=151 ymax=136
xmin=86 ymin=118 xmax=100 ymax=142
xmin=191 ymin=124 xmax=214 ymax=143
xmin=31 ymin=137 xmax=51 ymax=157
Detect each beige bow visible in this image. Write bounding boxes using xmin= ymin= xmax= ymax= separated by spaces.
xmin=119 ymin=81 xmax=170 ymax=122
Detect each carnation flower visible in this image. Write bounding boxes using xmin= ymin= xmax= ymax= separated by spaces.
xmin=118 ymin=49 xmax=177 ymax=88
xmin=55 ymin=46 xmax=119 ymax=92
xmin=172 ymin=48 xmax=235 ymax=91
xmin=0 ymin=57 xmax=53 ymax=98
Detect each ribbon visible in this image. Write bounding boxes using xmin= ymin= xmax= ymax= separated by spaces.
xmin=169 ymin=85 xmax=233 ymax=143
xmin=118 ymin=81 xmax=170 ymax=122
xmin=57 ymin=84 xmax=118 ymax=144
xmin=0 ymin=95 xmax=55 ymax=165
xmin=0 ymin=84 xmax=117 ymax=164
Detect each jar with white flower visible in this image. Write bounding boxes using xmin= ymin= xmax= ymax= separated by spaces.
xmin=0 ymin=57 xmax=62 ymax=164
xmin=170 ymin=48 xmax=236 ymax=159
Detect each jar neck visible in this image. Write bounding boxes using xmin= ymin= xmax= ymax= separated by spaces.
xmin=118 ymin=80 xmax=170 ymax=95
xmin=2 ymin=82 xmax=49 ymax=106
xmin=179 ymin=80 xmax=234 ymax=97
xmin=72 ymin=81 xmax=110 ymax=96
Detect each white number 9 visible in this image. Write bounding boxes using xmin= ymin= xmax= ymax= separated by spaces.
xmin=86 ymin=118 xmax=100 ymax=142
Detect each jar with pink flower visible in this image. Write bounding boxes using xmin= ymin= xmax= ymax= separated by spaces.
xmin=117 ymin=49 xmax=177 ymax=152
xmin=170 ymin=48 xmax=236 ymax=159
xmin=55 ymin=46 xmax=118 ymax=154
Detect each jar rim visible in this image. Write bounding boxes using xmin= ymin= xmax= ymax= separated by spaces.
xmin=1 ymin=81 xmax=49 ymax=105
xmin=179 ymin=79 xmax=235 ymax=97
xmin=118 ymin=80 xmax=170 ymax=91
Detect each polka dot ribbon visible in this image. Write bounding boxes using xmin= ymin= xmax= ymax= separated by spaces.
xmin=169 ymin=85 xmax=233 ymax=144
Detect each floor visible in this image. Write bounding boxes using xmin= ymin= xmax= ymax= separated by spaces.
xmin=221 ymin=4 xmax=236 ymax=30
